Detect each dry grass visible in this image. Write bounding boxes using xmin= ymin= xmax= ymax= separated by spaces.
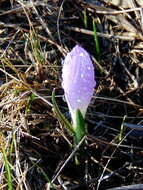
xmin=1 ymin=0 xmax=143 ymax=189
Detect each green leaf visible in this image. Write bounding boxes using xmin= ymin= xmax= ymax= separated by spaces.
xmin=118 ymin=115 xmax=126 ymax=141
xmin=74 ymin=109 xmax=86 ymax=145
xmin=93 ymin=19 xmax=100 ymax=60
xmin=83 ymin=8 xmax=88 ymax=28
xmin=25 ymin=93 xmax=36 ymax=114
xmin=3 ymin=148 xmax=13 ymax=190
xmin=52 ymin=89 xmax=75 ymax=135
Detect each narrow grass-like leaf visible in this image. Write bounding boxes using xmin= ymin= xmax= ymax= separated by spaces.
xmin=83 ymin=9 xmax=88 ymax=28
xmin=29 ymin=30 xmax=45 ymax=66
xmin=9 ymin=134 xmax=15 ymax=161
xmin=118 ymin=115 xmax=126 ymax=141
xmin=92 ymin=19 xmax=100 ymax=60
xmin=25 ymin=93 xmax=36 ymax=114
xmin=3 ymin=148 xmax=13 ymax=190
xmin=52 ymin=89 xmax=75 ymax=135
xmin=2 ymin=57 xmax=19 ymax=75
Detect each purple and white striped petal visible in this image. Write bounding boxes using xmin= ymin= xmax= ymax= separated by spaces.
xmin=62 ymin=45 xmax=96 ymax=123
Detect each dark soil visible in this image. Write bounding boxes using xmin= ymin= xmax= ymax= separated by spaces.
xmin=1 ymin=0 xmax=143 ymax=190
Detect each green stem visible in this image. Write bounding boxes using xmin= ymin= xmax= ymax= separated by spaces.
xmin=73 ymin=109 xmax=86 ymax=145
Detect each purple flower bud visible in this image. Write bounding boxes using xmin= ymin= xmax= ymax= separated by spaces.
xmin=62 ymin=45 xmax=96 ymax=123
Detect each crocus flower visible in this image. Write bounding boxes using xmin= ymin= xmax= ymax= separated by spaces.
xmin=62 ymin=45 xmax=96 ymax=126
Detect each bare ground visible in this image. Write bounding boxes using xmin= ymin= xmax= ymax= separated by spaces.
xmin=1 ymin=0 xmax=143 ymax=190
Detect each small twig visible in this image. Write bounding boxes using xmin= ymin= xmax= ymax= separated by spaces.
xmin=82 ymin=3 xmax=143 ymax=15
xmin=96 ymin=129 xmax=134 ymax=190
xmin=94 ymin=96 xmax=142 ymax=108
xmin=51 ymin=136 xmax=86 ymax=184
xmin=31 ymin=90 xmax=53 ymax=107
xmin=68 ymin=26 xmax=136 ymax=41
xmin=0 ymin=68 xmax=19 ymax=82
xmin=0 ymin=29 xmax=20 ymax=58
xmin=0 ymin=1 xmax=51 ymax=16
xmin=57 ymin=0 xmax=65 ymax=46
xmin=123 ymin=122 xmax=143 ymax=130
xmin=30 ymin=0 xmax=54 ymax=40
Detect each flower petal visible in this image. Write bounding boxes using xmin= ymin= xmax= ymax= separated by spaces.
xmin=62 ymin=45 xmax=96 ymax=120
